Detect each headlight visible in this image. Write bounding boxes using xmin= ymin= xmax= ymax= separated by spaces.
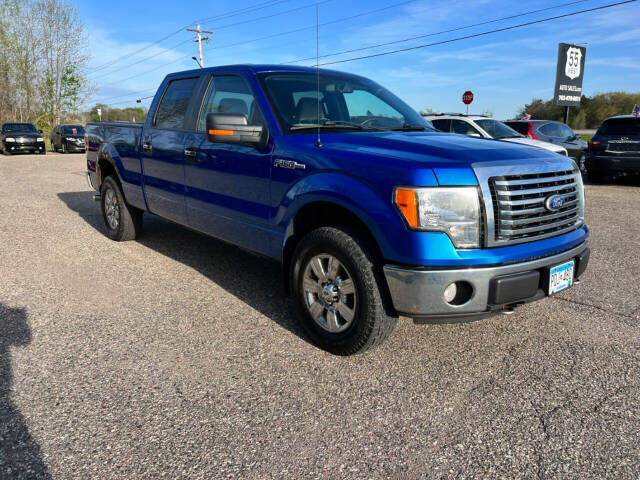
xmin=37 ymin=137 xmax=43 ymax=142
xmin=394 ymin=187 xmax=481 ymax=248
xmin=5 ymin=137 xmax=15 ymax=142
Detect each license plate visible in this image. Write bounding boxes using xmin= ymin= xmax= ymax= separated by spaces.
xmin=548 ymin=260 xmax=575 ymax=294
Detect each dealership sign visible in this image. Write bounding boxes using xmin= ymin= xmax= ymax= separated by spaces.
xmin=554 ymin=43 xmax=587 ymax=107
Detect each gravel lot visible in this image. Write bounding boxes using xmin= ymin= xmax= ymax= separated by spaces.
xmin=1 ymin=153 xmax=639 ymax=479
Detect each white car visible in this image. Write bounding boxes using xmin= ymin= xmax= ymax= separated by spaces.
xmin=425 ymin=114 xmax=569 ymax=156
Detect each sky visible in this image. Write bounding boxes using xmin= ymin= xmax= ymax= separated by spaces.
xmin=74 ymin=0 xmax=640 ymax=119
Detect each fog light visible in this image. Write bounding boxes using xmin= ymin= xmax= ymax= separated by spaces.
xmin=444 ymin=283 xmax=457 ymax=303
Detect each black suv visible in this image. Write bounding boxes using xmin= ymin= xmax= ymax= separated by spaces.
xmin=585 ymin=115 xmax=640 ymax=183
xmin=51 ymin=124 xmax=86 ymax=153
xmin=1 ymin=123 xmax=46 ymax=155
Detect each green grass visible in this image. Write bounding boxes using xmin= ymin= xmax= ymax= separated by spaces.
xmin=580 ymin=134 xmax=592 ymax=141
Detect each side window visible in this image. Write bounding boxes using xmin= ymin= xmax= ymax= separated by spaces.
xmin=154 ymin=77 xmax=199 ymax=129
xmin=197 ymin=76 xmax=265 ymax=132
xmin=558 ymin=124 xmax=574 ymax=139
xmin=431 ymin=119 xmax=451 ymax=132
xmin=539 ymin=123 xmax=560 ymax=137
xmin=451 ymin=119 xmax=480 ymax=136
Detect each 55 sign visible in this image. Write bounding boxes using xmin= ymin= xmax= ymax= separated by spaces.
xmin=554 ymin=43 xmax=587 ymax=107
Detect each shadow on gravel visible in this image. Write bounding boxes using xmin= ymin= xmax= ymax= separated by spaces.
xmin=57 ymin=191 xmax=308 ymax=342
xmin=0 ymin=304 xmax=52 ymax=480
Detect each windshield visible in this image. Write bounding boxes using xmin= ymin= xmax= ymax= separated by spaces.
xmin=2 ymin=123 xmax=38 ymax=133
xmin=257 ymin=72 xmax=432 ymax=133
xmin=599 ymin=118 xmax=640 ymax=138
xmin=475 ymin=119 xmax=522 ymax=139
xmin=61 ymin=125 xmax=85 ymax=135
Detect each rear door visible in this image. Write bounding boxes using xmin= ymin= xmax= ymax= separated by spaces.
xmin=142 ymin=76 xmax=201 ymax=224
xmin=183 ymin=74 xmax=274 ymax=256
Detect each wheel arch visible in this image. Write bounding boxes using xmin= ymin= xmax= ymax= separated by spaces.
xmin=281 ymin=199 xmax=387 ymax=297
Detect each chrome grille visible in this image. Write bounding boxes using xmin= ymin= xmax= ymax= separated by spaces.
xmin=489 ymin=169 xmax=583 ymax=244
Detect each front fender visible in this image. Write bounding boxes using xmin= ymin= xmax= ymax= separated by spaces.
xmin=277 ymin=172 xmax=405 ymax=261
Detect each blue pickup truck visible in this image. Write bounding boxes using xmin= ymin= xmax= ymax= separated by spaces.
xmin=86 ymin=64 xmax=589 ymax=355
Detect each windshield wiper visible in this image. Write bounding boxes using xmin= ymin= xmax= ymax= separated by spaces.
xmin=389 ymin=124 xmax=427 ymax=132
xmin=290 ymin=121 xmax=363 ymax=132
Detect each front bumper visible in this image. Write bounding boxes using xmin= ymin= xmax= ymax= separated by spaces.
xmin=65 ymin=140 xmax=86 ymax=151
xmin=3 ymin=141 xmax=45 ymax=153
xmin=384 ymin=242 xmax=589 ymax=319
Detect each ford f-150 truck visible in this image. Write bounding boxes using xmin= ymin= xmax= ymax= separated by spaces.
xmin=86 ymin=65 xmax=589 ymax=355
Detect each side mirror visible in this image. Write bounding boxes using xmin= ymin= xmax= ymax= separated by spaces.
xmin=206 ymin=113 xmax=266 ymax=148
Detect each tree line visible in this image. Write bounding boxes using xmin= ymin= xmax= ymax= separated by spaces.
xmin=0 ymin=0 xmax=89 ymax=135
xmin=517 ymin=92 xmax=640 ymax=129
xmin=85 ymin=104 xmax=148 ymax=123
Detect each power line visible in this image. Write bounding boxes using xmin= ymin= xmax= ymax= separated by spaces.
xmin=283 ymin=0 xmax=592 ymax=64
xmin=93 ymin=0 xmax=420 ymax=85
xmin=90 ymin=88 xmax=158 ymax=105
xmin=202 ymin=0 xmax=419 ymax=54
xmin=318 ymin=0 xmax=637 ymax=66
xmin=206 ymin=0 xmax=334 ymax=32
xmin=89 ymin=38 xmax=193 ymax=80
xmin=90 ymin=0 xmax=293 ymax=76
xmin=195 ymin=0 xmax=293 ymax=25
xmin=90 ymin=0 xmax=636 ymax=106
xmin=90 ymin=25 xmax=191 ymax=73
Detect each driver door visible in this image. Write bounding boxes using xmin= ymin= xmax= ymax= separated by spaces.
xmin=184 ymin=75 xmax=274 ymax=256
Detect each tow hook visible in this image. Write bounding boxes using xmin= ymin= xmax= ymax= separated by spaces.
xmin=92 ymin=192 xmax=101 ymax=202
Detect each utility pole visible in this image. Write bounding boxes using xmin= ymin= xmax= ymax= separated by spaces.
xmin=186 ymin=24 xmax=212 ymax=68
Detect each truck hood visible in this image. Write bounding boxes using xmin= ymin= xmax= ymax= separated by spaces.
xmin=3 ymin=132 xmax=40 ymax=139
xmin=292 ymin=131 xmax=573 ymax=185
xmin=312 ymin=131 xmax=557 ymax=164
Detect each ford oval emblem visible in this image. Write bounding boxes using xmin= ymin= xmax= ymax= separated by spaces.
xmin=545 ymin=194 xmax=565 ymax=212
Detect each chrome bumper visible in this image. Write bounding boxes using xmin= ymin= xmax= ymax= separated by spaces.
xmin=383 ymin=242 xmax=588 ymax=318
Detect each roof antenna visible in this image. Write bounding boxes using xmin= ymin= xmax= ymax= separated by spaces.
xmin=314 ymin=0 xmax=323 ymax=148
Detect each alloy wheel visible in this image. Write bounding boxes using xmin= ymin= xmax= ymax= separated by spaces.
xmin=302 ymin=254 xmax=357 ymax=333
xmin=104 ymin=187 xmax=120 ymax=230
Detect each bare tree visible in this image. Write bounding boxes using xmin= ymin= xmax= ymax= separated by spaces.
xmin=31 ymin=0 xmax=89 ymax=130
xmin=0 ymin=0 xmax=89 ymax=133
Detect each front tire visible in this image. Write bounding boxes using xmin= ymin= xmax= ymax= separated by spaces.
xmin=100 ymin=176 xmax=143 ymax=241
xmin=291 ymin=226 xmax=397 ymax=355
xmin=61 ymin=142 xmax=67 ymax=154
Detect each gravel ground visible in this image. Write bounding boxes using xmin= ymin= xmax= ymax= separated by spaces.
xmin=0 ymin=153 xmax=639 ymax=479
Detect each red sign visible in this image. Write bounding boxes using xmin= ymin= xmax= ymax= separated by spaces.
xmin=462 ymin=91 xmax=474 ymax=105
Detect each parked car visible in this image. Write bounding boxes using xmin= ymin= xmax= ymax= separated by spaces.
xmin=1 ymin=122 xmax=46 ymax=155
xmin=51 ymin=124 xmax=86 ymax=153
xmin=85 ymin=65 xmax=589 ymax=354
xmin=504 ymin=120 xmax=587 ymax=167
xmin=425 ymin=114 xmax=569 ymax=156
xmin=585 ymin=115 xmax=640 ymax=183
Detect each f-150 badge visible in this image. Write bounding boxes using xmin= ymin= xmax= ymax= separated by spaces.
xmin=274 ymin=159 xmax=306 ymax=170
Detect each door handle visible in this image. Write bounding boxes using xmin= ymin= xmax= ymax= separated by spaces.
xmin=184 ymin=147 xmax=198 ymax=163
xmin=142 ymin=141 xmax=152 ymax=152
